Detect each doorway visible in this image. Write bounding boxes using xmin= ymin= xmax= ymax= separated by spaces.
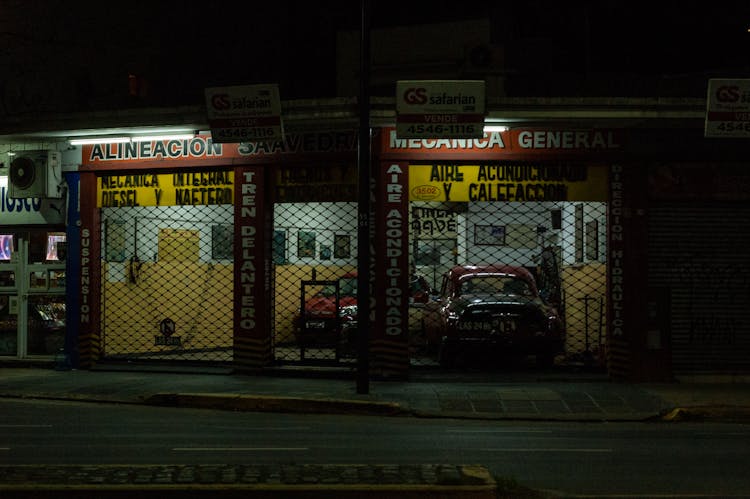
xmin=0 ymin=230 xmax=66 ymax=358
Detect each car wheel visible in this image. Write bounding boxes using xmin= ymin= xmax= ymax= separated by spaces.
xmin=438 ymin=339 xmax=456 ymax=367
xmin=536 ymin=354 xmax=555 ymax=369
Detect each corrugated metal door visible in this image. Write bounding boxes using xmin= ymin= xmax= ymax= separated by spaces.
xmin=648 ymin=202 xmax=750 ymax=374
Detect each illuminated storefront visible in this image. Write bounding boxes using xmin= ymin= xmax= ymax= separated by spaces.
xmin=4 ymin=100 xmax=745 ymax=381
xmin=68 ymin=125 xmax=629 ymax=378
xmin=0 ymin=174 xmax=69 ymax=360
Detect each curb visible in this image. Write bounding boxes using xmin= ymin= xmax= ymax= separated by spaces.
xmin=2 ymin=392 xmax=662 ymax=422
xmin=144 ymin=393 xmax=660 ymax=422
xmin=660 ymin=405 xmax=750 ymax=422
xmin=144 ymin=393 xmax=409 ymax=417
xmin=411 ymin=408 xmax=657 ymax=422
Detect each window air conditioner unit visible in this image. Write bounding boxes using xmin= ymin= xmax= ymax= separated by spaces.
xmin=8 ymin=150 xmax=62 ymax=199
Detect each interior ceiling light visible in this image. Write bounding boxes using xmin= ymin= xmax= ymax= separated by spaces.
xmin=69 ymin=137 xmax=130 ymax=145
xmin=483 ymin=125 xmax=509 ymax=132
xmin=130 ymin=133 xmax=196 ymax=142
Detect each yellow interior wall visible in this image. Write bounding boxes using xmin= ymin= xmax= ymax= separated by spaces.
xmin=561 ymin=262 xmax=607 ymax=355
xmin=103 ymin=261 xmax=362 ymax=354
xmin=102 ymin=262 xmax=233 ymax=355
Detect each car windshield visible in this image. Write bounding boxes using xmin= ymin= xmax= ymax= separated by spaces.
xmin=460 ymin=276 xmax=533 ymax=296
xmin=321 ymin=276 xmax=357 ymax=297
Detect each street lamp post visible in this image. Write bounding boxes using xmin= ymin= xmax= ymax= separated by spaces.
xmin=356 ymin=0 xmax=372 ymax=395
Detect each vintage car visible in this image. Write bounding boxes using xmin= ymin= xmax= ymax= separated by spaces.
xmin=424 ymin=264 xmax=565 ymax=367
xmin=294 ymin=270 xmax=433 ymax=357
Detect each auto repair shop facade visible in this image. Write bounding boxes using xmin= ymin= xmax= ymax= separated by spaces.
xmin=74 ymin=125 xmax=621 ymax=376
xmin=33 ymin=100 xmax=746 ymax=381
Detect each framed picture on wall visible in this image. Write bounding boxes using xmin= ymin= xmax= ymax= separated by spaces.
xmin=273 ymin=230 xmax=287 ymax=264
xmin=105 ymin=219 xmax=128 ymax=262
xmin=334 ymin=234 xmax=350 ymax=259
xmin=320 ymin=245 xmax=332 ymax=260
xmin=474 ymin=224 xmax=506 ymax=246
xmin=297 ymin=231 xmax=316 ymax=258
xmin=211 ymin=225 xmax=234 ymax=260
xmin=586 ymin=219 xmax=599 ymax=261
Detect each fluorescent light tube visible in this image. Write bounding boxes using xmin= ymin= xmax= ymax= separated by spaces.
xmin=483 ymin=125 xmax=509 ymax=132
xmin=69 ymin=133 xmax=195 ymax=146
xmin=130 ymin=134 xmax=195 ymax=142
xmin=70 ymin=137 xmax=130 ymax=145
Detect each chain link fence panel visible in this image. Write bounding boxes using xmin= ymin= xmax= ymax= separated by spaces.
xmin=100 ymin=203 xmax=234 ymax=364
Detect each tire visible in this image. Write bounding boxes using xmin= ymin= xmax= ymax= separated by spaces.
xmin=438 ymin=339 xmax=456 ymax=368
xmin=536 ymin=353 xmax=555 ymax=369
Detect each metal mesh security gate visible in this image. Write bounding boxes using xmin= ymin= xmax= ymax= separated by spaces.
xmin=408 ymin=199 xmax=607 ymax=368
xmin=269 ymin=162 xmax=608 ymax=370
xmin=97 ymin=164 xmax=608 ymax=370
xmin=100 ymin=201 xmax=234 ymax=364
xmin=272 ymin=202 xmax=359 ymax=365
xmin=648 ymin=202 xmax=750 ymax=374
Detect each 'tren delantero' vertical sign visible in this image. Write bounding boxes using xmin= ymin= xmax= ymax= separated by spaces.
xmin=396 ymin=80 xmax=485 ymax=139
xmin=205 ymin=84 xmax=284 ymax=143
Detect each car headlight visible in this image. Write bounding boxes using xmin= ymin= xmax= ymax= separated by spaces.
xmin=546 ymin=316 xmax=561 ymax=333
xmin=446 ymin=310 xmax=459 ymax=326
xmin=340 ymin=305 xmax=358 ymax=318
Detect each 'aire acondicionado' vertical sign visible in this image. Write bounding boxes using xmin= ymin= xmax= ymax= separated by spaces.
xmin=204 ymin=84 xmax=284 ymax=143
xmin=396 ymin=80 xmax=485 ymax=139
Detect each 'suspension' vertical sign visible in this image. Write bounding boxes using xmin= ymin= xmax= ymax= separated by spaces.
xmin=396 ymin=80 xmax=485 ymax=139
xmin=205 ymin=84 xmax=283 ymax=143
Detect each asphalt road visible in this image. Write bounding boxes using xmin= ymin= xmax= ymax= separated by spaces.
xmin=1 ymin=398 xmax=749 ymax=497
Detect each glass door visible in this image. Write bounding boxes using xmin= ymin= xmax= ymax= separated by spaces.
xmin=0 ymin=230 xmax=66 ymax=358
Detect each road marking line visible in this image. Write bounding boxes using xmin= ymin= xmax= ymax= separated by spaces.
xmin=446 ymin=429 xmax=552 ymax=433
xmin=215 ymin=427 xmax=311 ymax=431
xmin=696 ymin=432 xmax=750 ymax=437
xmin=0 ymin=425 xmax=52 ymax=428
xmin=172 ymin=447 xmax=308 ymax=452
xmin=481 ymin=448 xmax=613 ymax=453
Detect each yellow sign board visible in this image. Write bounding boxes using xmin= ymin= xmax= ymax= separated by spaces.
xmin=409 ymin=164 xmax=608 ymax=202
xmin=97 ymin=171 xmax=233 ymax=207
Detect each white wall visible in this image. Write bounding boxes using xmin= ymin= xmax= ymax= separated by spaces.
xmin=274 ymin=202 xmax=358 ymax=266
xmin=101 ymin=205 xmax=234 ymax=263
xmin=459 ymin=201 xmax=562 ymax=267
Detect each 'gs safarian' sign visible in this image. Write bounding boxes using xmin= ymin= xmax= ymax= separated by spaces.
xmin=205 ymin=84 xmax=283 ymax=143
xmin=396 ymin=80 xmax=485 ymax=139
xmin=705 ymin=79 xmax=750 ymax=138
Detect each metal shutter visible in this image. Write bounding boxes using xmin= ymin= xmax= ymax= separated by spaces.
xmin=648 ymin=202 xmax=750 ymax=374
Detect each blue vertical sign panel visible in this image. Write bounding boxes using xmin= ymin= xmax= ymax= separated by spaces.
xmin=64 ymin=172 xmax=80 ymax=367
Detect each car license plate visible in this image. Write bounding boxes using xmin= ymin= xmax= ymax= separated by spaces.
xmin=492 ymin=319 xmax=516 ymax=333
xmin=305 ymin=321 xmax=327 ymax=329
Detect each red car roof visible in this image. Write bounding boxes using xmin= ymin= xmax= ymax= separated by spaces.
xmin=446 ymin=264 xmax=537 ymax=285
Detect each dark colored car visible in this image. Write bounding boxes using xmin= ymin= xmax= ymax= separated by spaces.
xmin=424 ymin=264 xmax=565 ymax=367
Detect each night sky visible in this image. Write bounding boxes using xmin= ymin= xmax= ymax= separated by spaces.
xmin=2 ymin=1 xmax=749 ymax=106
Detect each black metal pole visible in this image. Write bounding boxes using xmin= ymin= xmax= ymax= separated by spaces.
xmin=356 ymin=0 xmax=371 ymax=394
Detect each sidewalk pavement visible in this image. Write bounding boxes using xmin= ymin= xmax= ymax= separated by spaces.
xmin=2 ymin=364 xmax=749 ymax=422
